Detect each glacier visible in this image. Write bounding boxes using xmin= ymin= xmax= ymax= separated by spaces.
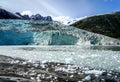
xmin=0 ymin=19 xmax=119 ymax=45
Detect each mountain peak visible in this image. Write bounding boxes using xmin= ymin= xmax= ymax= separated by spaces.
xmin=0 ymin=8 xmax=53 ymax=21
xmin=53 ymin=16 xmax=87 ymax=25
xmin=0 ymin=8 xmax=21 ymax=19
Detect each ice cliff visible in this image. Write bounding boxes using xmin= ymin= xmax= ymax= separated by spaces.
xmin=0 ymin=19 xmax=119 ymax=45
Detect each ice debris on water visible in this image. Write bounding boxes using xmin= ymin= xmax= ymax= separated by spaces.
xmin=84 ymin=70 xmax=104 ymax=75
xmin=83 ymin=75 xmax=91 ymax=81
xmin=41 ymin=60 xmax=49 ymax=64
xmin=1 ymin=55 xmax=120 ymax=82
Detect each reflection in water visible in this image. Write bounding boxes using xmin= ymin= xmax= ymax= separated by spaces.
xmin=20 ymin=46 xmax=120 ymax=51
xmin=90 ymin=46 xmax=120 ymax=51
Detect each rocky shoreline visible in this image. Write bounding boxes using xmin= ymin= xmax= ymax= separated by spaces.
xmin=0 ymin=55 xmax=120 ymax=82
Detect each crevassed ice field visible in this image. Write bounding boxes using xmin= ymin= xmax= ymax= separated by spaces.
xmin=0 ymin=20 xmax=120 ymax=72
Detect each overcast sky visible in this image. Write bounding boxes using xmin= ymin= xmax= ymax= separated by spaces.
xmin=0 ymin=0 xmax=120 ymax=18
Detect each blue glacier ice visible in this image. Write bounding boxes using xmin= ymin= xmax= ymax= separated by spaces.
xmin=0 ymin=19 xmax=119 ymax=45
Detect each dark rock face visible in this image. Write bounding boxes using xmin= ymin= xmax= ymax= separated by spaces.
xmin=72 ymin=12 xmax=120 ymax=38
xmin=16 ymin=12 xmax=30 ymax=20
xmin=22 ymin=15 xmax=30 ymax=20
xmin=0 ymin=8 xmax=21 ymax=19
xmin=15 ymin=12 xmax=22 ymax=17
xmin=45 ymin=16 xmax=52 ymax=21
xmin=31 ymin=14 xmax=52 ymax=21
xmin=31 ymin=14 xmax=43 ymax=20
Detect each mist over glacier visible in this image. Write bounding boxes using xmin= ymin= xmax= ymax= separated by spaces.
xmin=0 ymin=19 xmax=119 ymax=45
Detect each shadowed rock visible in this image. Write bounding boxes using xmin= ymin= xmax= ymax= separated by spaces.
xmin=0 ymin=8 xmax=21 ymax=19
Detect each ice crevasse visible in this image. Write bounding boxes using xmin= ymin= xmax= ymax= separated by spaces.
xmin=0 ymin=19 xmax=119 ymax=45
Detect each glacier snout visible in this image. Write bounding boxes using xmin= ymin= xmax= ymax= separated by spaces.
xmin=0 ymin=19 xmax=119 ymax=45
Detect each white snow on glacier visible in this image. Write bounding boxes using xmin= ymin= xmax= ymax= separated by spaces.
xmin=0 ymin=19 xmax=119 ymax=45
xmin=52 ymin=16 xmax=87 ymax=25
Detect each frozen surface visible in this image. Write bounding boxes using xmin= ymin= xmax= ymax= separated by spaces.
xmin=0 ymin=46 xmax=120 ymax=72
xmin=52 ymin=16 xmax=87 ymax=25
xmin=0 ymin=19 xmax=119 ymax=45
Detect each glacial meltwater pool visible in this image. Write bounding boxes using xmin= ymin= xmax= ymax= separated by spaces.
xmin=0 ymin=46 xmax=120 ymax=72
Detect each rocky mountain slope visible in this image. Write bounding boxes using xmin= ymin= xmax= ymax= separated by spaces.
xmin=16 ymin=12 xmax=52 ymax=21
xmin=0 ymin=8 xmax=21 ymax=19
xmin=72 ymin=12 xmax=120 ymax=39
xmin=0 ymin=19 xmax=119 ymax=45
xmin=0 ymin=8 xmax=52 ymax=21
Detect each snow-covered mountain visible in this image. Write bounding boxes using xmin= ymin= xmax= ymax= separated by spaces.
xmin=53 ymin=16 xmax=87 ymax=25
xmin=16 ymin=12 xmax=52 ymax=21
xmin=0 ymin=19 xmax=119 ymax=45
xmin=0 ymin=8 xmax=53 ymax=21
